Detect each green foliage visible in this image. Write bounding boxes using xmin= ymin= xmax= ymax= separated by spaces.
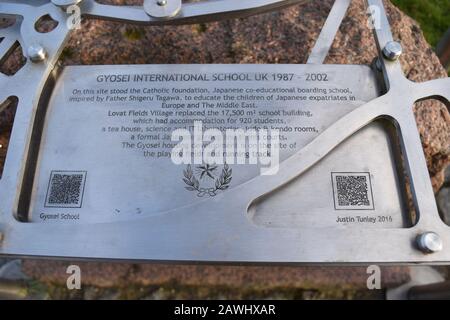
xmin=122 ymin=26 xmax=144 ymax=41
xmin=392 ymin=0 xmax=450 ymax=47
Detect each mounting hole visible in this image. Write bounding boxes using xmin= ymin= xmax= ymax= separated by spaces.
xmin=34 ymin=14 xmax=59 ymax=33
xmin=0 ymin=96 xmax=19 ymax=179
xmin=0 ymin=40 xmax=26 ymax=76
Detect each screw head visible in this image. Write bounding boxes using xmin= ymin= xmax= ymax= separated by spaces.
xmin=51 ymin=0 xmax=83 ymax=8
xmin=382 ymin=41 xmax=402 ymax=61
xmin=27 ymin=44 xmax=47 ymax=63
xmin=144 ymin=0 xmax=181 ymax=19
xmin=416 ymin=232 xmax=443 ymax=254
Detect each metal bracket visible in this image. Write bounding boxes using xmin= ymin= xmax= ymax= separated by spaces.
xmin=307 ymin=0 xmax=351 ymax=64
xmin=0 ymin=0 xmax=449 ymax=263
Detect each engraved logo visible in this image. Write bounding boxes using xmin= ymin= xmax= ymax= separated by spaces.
xmin=182 ymin=163 xmax=232 ymax=197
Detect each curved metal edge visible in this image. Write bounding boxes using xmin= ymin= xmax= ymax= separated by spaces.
xmin=81 ymin=0 xmax=309 ymax=25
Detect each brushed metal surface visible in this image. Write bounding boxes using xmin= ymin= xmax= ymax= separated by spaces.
xmin=0 ymin=0 xmax=448 ymax=263
xmin=26 ymin=64 xmax=399 ymax=228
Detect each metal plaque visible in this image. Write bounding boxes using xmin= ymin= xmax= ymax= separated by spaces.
xmin=31 ymin=64 xmax=400 ymax=228
xmin=0 ymin=0 xmax=449 ymax=264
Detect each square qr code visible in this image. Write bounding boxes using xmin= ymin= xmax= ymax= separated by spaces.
xmin=331 ymin=172 xmax=374 ymax=210
xmin=45 ymin=171 xmax=87 ymax=208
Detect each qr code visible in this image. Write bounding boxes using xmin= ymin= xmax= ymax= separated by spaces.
xmin=331 ymin=172 xmax=374 ymax=210
xmin=45 ymin=171 xmax=87 ymax=208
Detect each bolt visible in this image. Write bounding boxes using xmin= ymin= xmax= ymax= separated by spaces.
xmin=144 ymin=0 xmax=181 ymax=19
xmin=382 ymin=41 xmax=402 ymax=61
xmin=51 ymin=0 xmax=83 ymax=8
xmin=416 ymin=232 xmax=443 ymax=254
xmin=27 ymin=44 xmax=47 ymax=63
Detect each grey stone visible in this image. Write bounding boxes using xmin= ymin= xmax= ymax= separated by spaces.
xmin=387 ymin=266 xmax=445 ymax=300
xmin=437 ymin=187 xmax=450 ymax=225
xmin=0 ymin=260 xmax=29 ymax=281
xmin=445 ymin=166 xmax=450 ymax=184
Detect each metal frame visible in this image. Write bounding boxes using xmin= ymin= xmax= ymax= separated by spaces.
xmin=0 ymin=0 xmax=449 ymax=264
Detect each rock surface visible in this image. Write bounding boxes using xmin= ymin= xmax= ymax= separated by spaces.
xmin=437 ymin=166 xmax=450 ymax=224
xmin=0 ymin=0 xmax=449 ymax=292
xmin=20 ymin=260 xmax=410 ymax=290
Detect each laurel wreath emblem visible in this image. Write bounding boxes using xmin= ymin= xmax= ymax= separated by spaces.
xmin=183 ymin=163 xmax=232 ymax=197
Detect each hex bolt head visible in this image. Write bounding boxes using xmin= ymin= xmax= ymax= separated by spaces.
xmin=51 ymin=0 xmax=84 ymax=8
xmin=382 ymin=41 xmax=402 ymax=61
xmin=27 ymin=44 xmax=47 ymax=63
xmin=416 ymin=232 xmax=443 ymax=254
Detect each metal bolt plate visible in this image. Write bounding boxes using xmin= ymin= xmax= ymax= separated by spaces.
xmin=143 ymin=0 xmax=182 ymax=19
xmin=51 ymin=0 xmax=84 ymax=8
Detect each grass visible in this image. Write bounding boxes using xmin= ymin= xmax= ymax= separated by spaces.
xmin=391 ymin=0 xmax=450 ymax=48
